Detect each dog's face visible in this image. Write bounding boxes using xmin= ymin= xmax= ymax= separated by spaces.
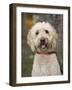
xmin=27 ymin=22 xmax=58 ymax=53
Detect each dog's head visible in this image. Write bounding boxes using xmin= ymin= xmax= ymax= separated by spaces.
xmin=27 ymin=22 xmax=58 ymax=53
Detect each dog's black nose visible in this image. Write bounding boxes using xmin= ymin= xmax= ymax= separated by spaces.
xmin=40 ymin=38 xmax=45 ymax=44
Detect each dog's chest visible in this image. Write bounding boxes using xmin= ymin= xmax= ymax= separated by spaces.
xmin=34 ymin=54 xmax=57 ymax=65
xmin=32 ymin=54 xmax=60 ymax=76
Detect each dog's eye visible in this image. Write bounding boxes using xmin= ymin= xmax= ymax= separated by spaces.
xmin=45 ymin=30 xmax=49 ymax=34
xmin=36 ymin=31 xmax=39 ymax=35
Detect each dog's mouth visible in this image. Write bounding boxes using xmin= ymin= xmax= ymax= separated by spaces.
xmin=39 ymin=43 xmax=48 ymax=49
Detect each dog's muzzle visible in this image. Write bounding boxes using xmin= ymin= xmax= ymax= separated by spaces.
xmin=39 ymin=38 xmax=48 ymax=49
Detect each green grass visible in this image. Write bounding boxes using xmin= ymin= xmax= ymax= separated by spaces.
xmin=22 ymin=56 xmax=34 ymax=77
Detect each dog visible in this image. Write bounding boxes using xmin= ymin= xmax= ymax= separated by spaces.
xmin=27 ymin=22 xmax=61 ymax=76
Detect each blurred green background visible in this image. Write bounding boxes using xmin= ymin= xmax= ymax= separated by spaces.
xmin=21 ymin=13 xmax=63 ymax=77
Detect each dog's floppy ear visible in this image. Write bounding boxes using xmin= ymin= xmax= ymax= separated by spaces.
xmin=27 ymin=30 xmax=35 ymax=52
xmin=52 ymin=31 xmax=58 ymax=49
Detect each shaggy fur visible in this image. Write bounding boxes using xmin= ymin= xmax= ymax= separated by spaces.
xmin=27 ymin=22 xmax=61 ymax=76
